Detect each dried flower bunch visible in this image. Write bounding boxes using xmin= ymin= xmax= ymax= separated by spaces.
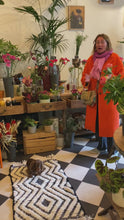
xmin=0 ymin=120 xmax=21 ymax=151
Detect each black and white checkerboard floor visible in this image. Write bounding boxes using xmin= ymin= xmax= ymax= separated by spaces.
xmin=0 ymin=136 xmax=124 ymax=220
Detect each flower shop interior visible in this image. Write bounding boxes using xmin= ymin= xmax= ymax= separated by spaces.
xmin=0 ymin=0 xmax=124 ymax=220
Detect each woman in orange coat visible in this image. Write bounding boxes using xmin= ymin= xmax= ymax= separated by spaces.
xmin=81 ymin=33 xmax=124 ymax=157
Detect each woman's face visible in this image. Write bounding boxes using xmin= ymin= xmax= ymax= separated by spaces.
xmin=95 ymin=36 xmax=107 ymax=54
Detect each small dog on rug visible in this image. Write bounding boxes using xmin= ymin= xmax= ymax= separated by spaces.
xmin=26 ymin=158 xmax=44 ymax=177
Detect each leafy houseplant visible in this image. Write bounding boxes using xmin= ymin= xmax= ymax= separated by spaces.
xmin=102 ymin=66 xmax=124 ymax=135
xmin=24 ymin=117 xmax=38 ymax=128
xmin=95 ymin=156 xmax=124 ymax=207
xmin=24 ymin=117 xmax=38 ymax=134
xmin=103 ymin=74 xmax=124 ymax=114
xmin=43 ymin=119 xmax=53 ymax=133
xmin=38 ymin=90 xmax=50 ymax=100
xmin=64 ymin=116 xmax=78 ymax=148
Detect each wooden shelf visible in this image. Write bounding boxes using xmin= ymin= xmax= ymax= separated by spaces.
xmin=26 ymin=100 xmax=66 ymax=113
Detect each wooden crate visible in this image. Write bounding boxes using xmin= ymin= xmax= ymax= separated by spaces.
xmin=23 ymin=129 xmax=56 ymax=154
xmin=26 ymin=100 xmax=66 ymax=113
xmin=67 ymin=99 xmax=86 ymax=109
xmin=0 ymin=96 xmax=26 ymax=116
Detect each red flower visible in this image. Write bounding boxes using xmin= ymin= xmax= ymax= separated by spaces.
xmin=100 ymin=76 xmax=106 ymax=85
xmin=6 ymin=123 xmax=11 ymax=130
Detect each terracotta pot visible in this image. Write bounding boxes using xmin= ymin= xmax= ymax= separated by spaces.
xmin=44 ymin=124 xmax=53 ymax=132
xmin=112 ymin=188 xmax=124 ymax=208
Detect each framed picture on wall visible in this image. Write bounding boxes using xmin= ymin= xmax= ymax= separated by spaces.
xmin=98 ymin=0 xmax=114 ymax=4
xmin=68 ymin=6 xmax=85 ymax=30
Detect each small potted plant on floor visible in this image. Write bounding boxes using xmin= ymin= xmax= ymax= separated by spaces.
xmin=64 ymin=115 xmax=78 ymax=148
xmin=95 ymin=156 xmax=124 ymax=208
xmin=24 ymin=117 xmax=38 ymax=134
xmin=42 ymin=119 xmax=53 ymax=133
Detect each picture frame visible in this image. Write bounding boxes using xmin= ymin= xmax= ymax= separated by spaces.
xmin=68 ymin=6 xmax=85 ymax=30
xmin=98 ymin=0 xmax=114 ymax=4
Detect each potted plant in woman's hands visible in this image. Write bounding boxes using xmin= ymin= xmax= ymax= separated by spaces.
xmin=95 ymin=156 xmax=124 ymax=208
xmin=24 ymin=117 xmax=38 ymax=134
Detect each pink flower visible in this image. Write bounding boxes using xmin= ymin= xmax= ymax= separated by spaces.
xmin=22 ymin=76 xmax=33 ymax=87
xmin=82 ymin=59 xmax=87 ymax=65
xmin=85 ymin=74 xmax=90 ymax=82
xmin=100 ymin=76 xmax=106 ymax=85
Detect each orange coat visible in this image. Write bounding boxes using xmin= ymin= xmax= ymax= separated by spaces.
xmin=81 ymin=52 xmax=124 ymax=137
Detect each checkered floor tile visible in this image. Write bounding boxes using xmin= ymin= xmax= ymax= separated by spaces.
xmin=0 ymin=136 xmax=123 ymax=220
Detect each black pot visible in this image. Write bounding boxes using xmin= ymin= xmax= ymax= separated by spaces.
xmin=7 ymin=142 xmax=17 ymax=162
xmin=3 ymin=77 xmax=14 ymax=98
xmin=64 ymin=132 xmax=75 ymax=148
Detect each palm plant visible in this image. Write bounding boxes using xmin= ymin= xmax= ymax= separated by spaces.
xmin=15 ymin=0 xmax=70 ymax=65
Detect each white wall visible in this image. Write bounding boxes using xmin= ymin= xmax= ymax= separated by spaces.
xmin=0 ymin=0 xmax=124 ymax=83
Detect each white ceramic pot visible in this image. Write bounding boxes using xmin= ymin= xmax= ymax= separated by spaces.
xmin=112 ymin=188 xmax=124 ymax=208
xmin=40 ymin=98 xmax=50 ymax=103
xmin=28 ymin=126 xmax=36 ymax=134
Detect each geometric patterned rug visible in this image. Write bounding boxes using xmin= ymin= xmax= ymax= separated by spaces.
xmin=9 ymin=158 xmax=85 ymax=220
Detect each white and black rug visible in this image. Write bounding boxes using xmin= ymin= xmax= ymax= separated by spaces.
xmin=9 ymin=158 xmax=85 ymax=220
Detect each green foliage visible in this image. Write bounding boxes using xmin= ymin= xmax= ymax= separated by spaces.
xmin=103 ymin=75 xmax=124 ymax=114
xmin=95 ymin=156 xmax=124 ymax=194
xmin=0 ymin=38 xmax=28 ymax=65
xmin=42 ymin=119 xmax=53 ymax=126
xmin=75 ymin=34 xmax=88 ymax=57
xmin=24 ymin=117 xmax=38 ymax=128
xmin=39 ymin=94 xmax=50 ymax=100
xmin=66 ymin=116 xmax=78 ymax=132
xmin=15 ymin=0 xmax=70 ymax=65
xmin=0 ymin=0 xmax=4 ymax=5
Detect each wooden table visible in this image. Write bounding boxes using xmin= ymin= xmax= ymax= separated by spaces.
xmin=113 ymin=126 xmax=124 ymax=156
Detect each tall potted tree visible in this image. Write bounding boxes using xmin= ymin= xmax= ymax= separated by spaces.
xmin=14 ymin=0 xmax=70 ymax=90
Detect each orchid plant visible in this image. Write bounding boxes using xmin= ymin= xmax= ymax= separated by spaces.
xmin=0 ymin=119 xmax=21 ymax=151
